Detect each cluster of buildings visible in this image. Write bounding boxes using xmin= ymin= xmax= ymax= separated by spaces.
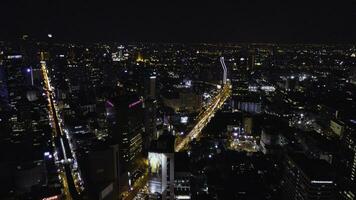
xmin=1 ymin=37 xmax=356 ymax=200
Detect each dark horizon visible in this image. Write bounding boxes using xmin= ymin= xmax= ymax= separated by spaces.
xmin=1 ymin=0 xmax=356 ymax=43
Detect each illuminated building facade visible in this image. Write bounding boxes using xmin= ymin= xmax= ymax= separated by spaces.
xmin=148 ymin=152 xmax=175 ymax=200
xmin=148 ymin=134 xmax=175 ymax=200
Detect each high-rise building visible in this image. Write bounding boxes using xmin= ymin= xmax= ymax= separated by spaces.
xmin=107 ymin=93 xmax=144 ymax=169
xmin=148 ymin=75 xmax=156 ymax=99
xmin=144 ymin=98 xmax=157 ymax=150
xmin=144 ymin=74 xmax=158 ymax=151
xmin=282 ymin=153 xmax=336 ymax=200
xmin=339 ymin=123 xmax=356 ymax=199
xmin=148 ymin=134 xmax=175 ymax=200
xmin=78 ymin=142 xmax=120 ymax=200
xmin=174 ymin=152 xmax=192 ymax=200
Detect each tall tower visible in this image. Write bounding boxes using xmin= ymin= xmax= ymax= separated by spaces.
xmin=107 ymin=94 xmax=144 ymax=169
xmin=144 ymin=73 xmax=158 ymax=151
xmin=149 ymin=75 xmax=156 ymax=98
xmin=219 ymin=57 xmax=227 ymax=85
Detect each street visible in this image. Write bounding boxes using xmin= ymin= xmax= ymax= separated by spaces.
xmin=41 ymin=61 xmax=81 ymax=200
xmin=175 ymin=83 xmax=231 ymax=152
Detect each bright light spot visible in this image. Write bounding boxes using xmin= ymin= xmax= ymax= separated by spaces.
xmin=181 ymin=116 xmax=188 ymax=124
xmin=48 ymin=34 xmax=53 ymax=38
xmin=261 ymin=86 xmax=276 ymax=92
xmin=42 ymin=195 xmax=59 ymax=200
xmin=311 ymin=180 xmax=333 ymax=184
xmin=203 ymin=93 xmax=211 ymax=99
xmin=26 ymin=68 xmax=31 ymax=73
xmin=176 ymin=195 xmax=191 ymax=199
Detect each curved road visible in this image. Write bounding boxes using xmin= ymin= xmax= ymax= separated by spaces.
xmin=175 ymin=83 xmax=231 ymax=151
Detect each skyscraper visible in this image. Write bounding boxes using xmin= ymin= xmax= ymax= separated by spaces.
xmin=78 ymin=142 xmax=120 ymax=200
xmin=107 ymin=93 xmax=144 ymax=169
xmin=148 ymin=134 xmax=175 ymax=200
xmin=144 ymin=74 xmax=158 ymax=151
xmin=282 ymin=153 xmax=336 ymax=200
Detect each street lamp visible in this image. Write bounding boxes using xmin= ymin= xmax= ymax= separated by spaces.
xmin=27 ymin=67 xmax=33 ymax=86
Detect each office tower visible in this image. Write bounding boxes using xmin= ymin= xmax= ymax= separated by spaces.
xmin=282 ymin=153 xmax=336 ymax=200
xmin=174 ymin=152 xmax=192 ymax=200
xmin=149 ymin=75 xmax=156 ymax=98
xmin=143 ymin=73 xmax=156 ymax=100
xmin=78 ymin=143 xmax=120 ymax=200
xmin=148 ymin=134 xmax=175 ymax=200
xmin=144 ymin=98 xmax=157 ymax=150
xmin=107 ymin=93 xmax=144 ymax=169
xmin=144 ymin=74 xmax=158 ymax=151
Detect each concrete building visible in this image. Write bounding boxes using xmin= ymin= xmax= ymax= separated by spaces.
xmin=282 ymin=153 xmax=336 ymax=200
xmin=148 ymin=134 xmax=175 ymax=200
xmin=78 ymin=143 xmax=120 ymax=200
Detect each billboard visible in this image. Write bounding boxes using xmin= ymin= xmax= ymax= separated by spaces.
xmin=148 ymin=152 xmax=163 ymax=194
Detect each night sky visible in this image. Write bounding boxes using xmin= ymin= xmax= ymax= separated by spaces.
xmin=1 ymin=0 xmax=356 ymax=43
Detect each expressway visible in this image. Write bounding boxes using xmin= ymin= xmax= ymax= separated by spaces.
xmin=41 ymin=61 xmax=80 ymax=200
xmin=175 ymin=83 xmax=231 ymax=152
xmin=129 ymin=83 xmax=231 ymax=199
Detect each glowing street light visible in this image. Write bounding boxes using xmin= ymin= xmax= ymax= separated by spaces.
xmin=27 ymin=67 xmax=34 ymax=86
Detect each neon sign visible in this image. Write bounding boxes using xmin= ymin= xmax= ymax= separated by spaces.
xmin=128 ymin=99 xmax=143 ymax=108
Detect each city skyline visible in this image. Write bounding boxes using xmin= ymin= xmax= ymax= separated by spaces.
xmin=1 ymin=1 xmax=356 ymax=200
